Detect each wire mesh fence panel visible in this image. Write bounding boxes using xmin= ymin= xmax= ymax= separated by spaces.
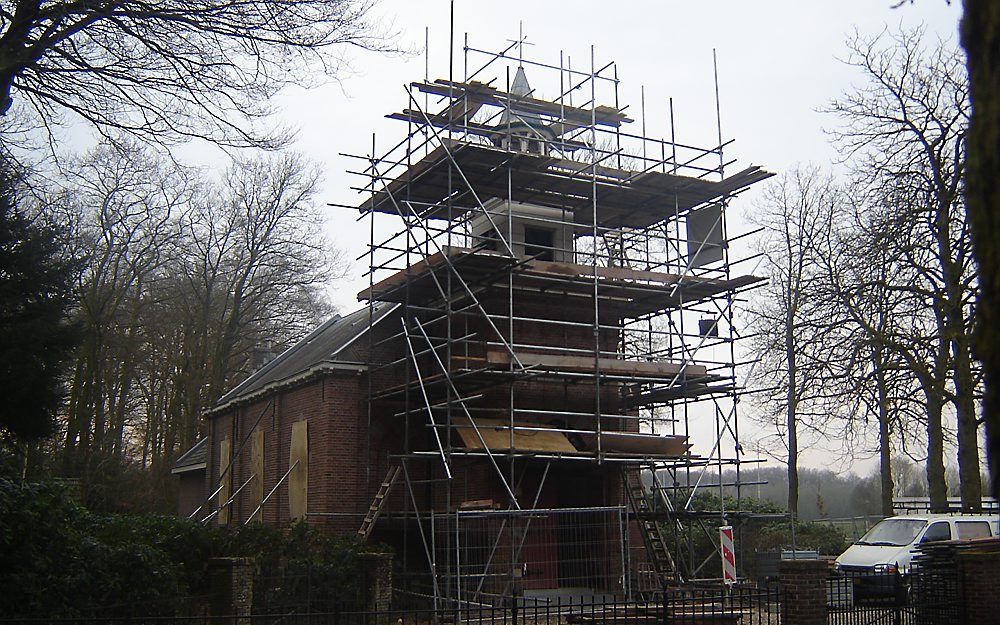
xmin=433 ymin=506 xmax=631 ymax=606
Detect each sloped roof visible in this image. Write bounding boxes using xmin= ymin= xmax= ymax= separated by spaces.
xmin=212 ymin=303 xmax=398 ymax=411
xmin=171 ymin=437 xmax=208 ymax=474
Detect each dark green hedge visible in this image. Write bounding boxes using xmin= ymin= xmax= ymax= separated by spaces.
xmin=0 ymin=478 xmax=376 ymax=618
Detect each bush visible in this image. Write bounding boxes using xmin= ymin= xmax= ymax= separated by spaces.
xmin=668 ymin=492 xmax=849 ymax=580
xmin=231 ymin=521 xmax=371 ymax=612
xmin=0 ymin=477 xmax=381 ymax=618
xmin=0 ymin=478 xmax=218 ymax=617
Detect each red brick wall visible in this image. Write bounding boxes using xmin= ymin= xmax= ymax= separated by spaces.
xmin=207 ymin=370 xmax=368 ymax=532
xmin=205 ymin=290 xmax=643 ymax=537
xmin=960 ymin=548 xmax=1000 ymax=625
xmin=176 ymin=470 xmax=206 ymax=518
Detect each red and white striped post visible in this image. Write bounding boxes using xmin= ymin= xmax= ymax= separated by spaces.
xmin=719 ymin=525 xmax=737 ymax=584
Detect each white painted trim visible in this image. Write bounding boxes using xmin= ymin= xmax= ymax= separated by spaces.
xmin=204 ymin=361 xmax=366 ymax=417
xmin=171 ymin=462 xmax=207 ymax=475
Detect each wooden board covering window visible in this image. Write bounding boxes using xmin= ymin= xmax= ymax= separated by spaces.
xmin=250 ymin=430 xmax=265 ymax=523
xmin=218 ymin=437 xmax=231 ymax=525
xmin=289 ymin=420 xmax=308 ymax=521
xmin=454 ymin=418 xmax=577 ymax=453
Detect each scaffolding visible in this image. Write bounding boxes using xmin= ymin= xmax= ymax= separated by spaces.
xmin=343 ymin=29 xmax=774 ymax=607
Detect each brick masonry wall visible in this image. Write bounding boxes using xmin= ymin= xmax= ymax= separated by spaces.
xmin=959 ymin=549 xmax=1000 ymax=625
xmin=207 ymin=557 xmax=254 ymax=617
xmin=778 ymin=559 xmax=829 ymax=625
xmin=207 ymin=370 xmax=367 ymax=532
xmin=361 ymin=552 xmax=393 ymax=613
xmin=202 ymin=288 xmax=658 ymax=590
xmin=176 ymin=470 xmax=205 ymax=518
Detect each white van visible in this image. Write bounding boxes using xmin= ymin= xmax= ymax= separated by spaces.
xmin=835 ymin=513 xmax=999 ymax=574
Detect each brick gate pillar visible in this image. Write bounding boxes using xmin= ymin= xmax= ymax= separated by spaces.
xmin=362 ymin=552 xmax=393 ymax=613
xmin=208 ymin=557 xmax=255 ymax=619
xmin=778 ymin=559 xmax=828 ymax=625
xmin=958 ymin=544 xmax=1000 ymax=625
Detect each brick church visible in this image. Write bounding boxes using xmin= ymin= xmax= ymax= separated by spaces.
xmin=174 ymin=57 xmax=769 ymax=604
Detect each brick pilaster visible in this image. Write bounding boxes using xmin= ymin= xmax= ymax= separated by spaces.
xmin=779 ymin=559 xmax=829 ymax=625
xmin=208 ymin=557 xmax=255 ymax=620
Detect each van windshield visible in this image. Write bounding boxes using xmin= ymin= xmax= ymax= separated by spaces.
xmin=856 ymin=519 xmax=927 ymax=546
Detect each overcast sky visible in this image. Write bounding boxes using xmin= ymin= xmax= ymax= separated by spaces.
xmin=282 ymin=0 xmax=963 ymax=305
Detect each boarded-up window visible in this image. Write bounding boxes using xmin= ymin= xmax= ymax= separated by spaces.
xmin=686 ymin=204 xmax=725 ymax=268
xmin=218 ymin=437 xmax=231 ymax=525
xmin=289 ymin=420 xmax=308 ymax=521
xmin=250 ymin=430 xmax=265 ymax=523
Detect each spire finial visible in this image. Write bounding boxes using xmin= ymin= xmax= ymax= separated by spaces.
xmin=505 ymin=22 xmax=533 ymax=69
xmin=518 ymin=21 xmax=524 ymax=67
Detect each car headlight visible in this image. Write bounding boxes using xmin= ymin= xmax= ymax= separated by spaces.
xmin=873 ymin=563 xmax=898 ymax=574
xmin=833 ymin=561 xmax=842 ymax=572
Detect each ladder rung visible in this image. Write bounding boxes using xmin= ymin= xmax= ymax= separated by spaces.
xmin=357 ymin=465 xmax=402 ymax=542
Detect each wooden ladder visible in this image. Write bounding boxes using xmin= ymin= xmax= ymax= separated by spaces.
xmin=358 ymin=465 xmax=401 ymax=542
xmin=622 ymin=466 xmax=681 ymax=588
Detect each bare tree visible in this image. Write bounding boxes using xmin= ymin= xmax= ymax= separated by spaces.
xmin=54 ymin=142 xmax=341 ymax=480
xmin=60 ymin=140 xmax=193 ymax=467
xmin=0 ymin=0 xmax=392 ymax=148
xmin=826 ymin=28 xmax=978 ymax=511
xmin=163 ymin=152 xmax=339 ymax=454
xmin=746 ymin=166 xmax=843 ymax=516
xmin=810 ymin=185 xmax=931 ymax=517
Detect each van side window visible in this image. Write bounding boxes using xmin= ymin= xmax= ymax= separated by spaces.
xmin=955 ymin=521 xmax=992 ymax=540
xmin=921 ymin=521 xmax=952 ymax=543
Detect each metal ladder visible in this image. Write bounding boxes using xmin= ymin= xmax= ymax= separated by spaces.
xmin=623 ymin=466 xmax=681 ymax=588
xmin=358 ymin=465 xmax=401 ymax=541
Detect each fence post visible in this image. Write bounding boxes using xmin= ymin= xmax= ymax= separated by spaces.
xmin=208 ymin=557 xmax=255 ymax=622
xmin=778 ymin=559 xmax=828 ymax=625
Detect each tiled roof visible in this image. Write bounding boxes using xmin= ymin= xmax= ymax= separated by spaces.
xmin=171 ymin=437 xmax=208 ymax=473
xmin=212 ymin=303 xmax=398 ymax=409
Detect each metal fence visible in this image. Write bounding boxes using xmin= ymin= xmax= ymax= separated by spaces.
xmin=1 ymin=586 xmax=780 ymax=625
xmin=4 ymin=568 xmax=975 ymax=625
xmin=826 ymin=568 xmax=962 ymax=625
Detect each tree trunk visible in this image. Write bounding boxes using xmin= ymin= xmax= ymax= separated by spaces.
xmin=873 ymin=346 xmax=895 ymax=517
xmin=962 ymin=0 xmax=1000 ymax=501
xmin=926 ymin=390 xmax=948 ymax=511
xmin=786 ymin=303 xmax=799 ymax=517
xmin=953 ymin=332 xmax=983 ymax=510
